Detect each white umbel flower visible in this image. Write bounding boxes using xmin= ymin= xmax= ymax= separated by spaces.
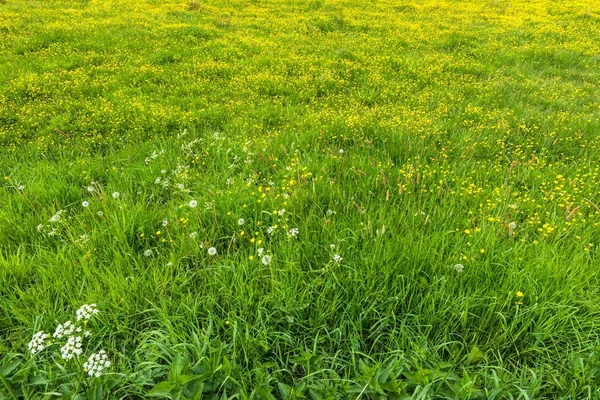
xmin=60 ymin=335 xmax=83 ymax=360
xmin=76 ymin=304 xmax=99 ymax=322
xmin=287 ymin=228 xmax=299 ymax=238
xmin=54 ymin=320 xmax=76 ymax=339
xmin=28 ymin=331 xmax=49 ymax=354
xmin=332 ymin=254 xmax=342 ymax=263
xmin=83 ymin=350 xmax=111 ymax=378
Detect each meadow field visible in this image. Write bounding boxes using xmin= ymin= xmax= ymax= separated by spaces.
xmin=1 ymin=0 xmax=600 ymax=398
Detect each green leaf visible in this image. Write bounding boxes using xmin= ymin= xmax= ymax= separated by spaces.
xmin=148 ymin=381 xmax=176 ymax=398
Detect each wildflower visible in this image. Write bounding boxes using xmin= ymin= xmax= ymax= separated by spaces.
xmin=112 ymin=192 xmax=120 ymax=199
xmin=28 ymin=331 xmax=49 ymax=354
xmin=162 ymin=219 xmax=168 ymax=227
xmin=332 ymin=254 xmax=343 ymax=263
xmin=238 ymin=218 xmax=245 ymax=226
xmin=454 ymin=264 xmax=464 ymax=273
xmin=97 ymin=211 xmax=104 ymax=217
xmin=60 ymin=335 xmax=83 ymax=360
xmin=287 ymin=228 xmax=299 ymax=238
xmin=190 ymin=232 xmax=198 ymax=239
xmin=144 ymin=249 xmax=153 ymax=257
xmin=167 ymin=262 xmax=174 ymax=267
xmin=204 ymin=201 xmax=213 ymax=209
xmin=257 ymin=247 xmax=264 ymax=257
xmin=177 ymin=183 xmax=185 ymax=190
xmin=17 ymin=184 xmax=25 ymax=191
xmin=54 ymin=321 xmax=76 ymax=339
xmin=189 ymin=200 xmax=198 ymax=208
xmin=326 ymin=209 xmax=335 ymax=216
xmin=87 ymin=186 xmax=95 ymax=192
xmin=50 ymin=213 xmax=61 ymax=222
xmin=76 ymin=304 xmax=99 ymax=322
xmin=208 ymin=247 xmax=217 ymax=256
xmin=83 ymin=350 xmax=111 ymax=378
xmin=36 ymin=224 xmax=44 ymax=232
xmin=82 ymin=201 xmax=89 ymax=208
xmin=330 ymin=244 xmax=336 ymax=249
xmin=278 ymin=209 xmax=285 ymax=215
xmin=261 ymin=255 xmax=272 ymax=265
xmin=516 ymin=291 xmax=524 ymax=297
xmin=339 ymin=149 xmax=344 ymax=154
xmin=267 ymin=226 xmax=275 ymax=235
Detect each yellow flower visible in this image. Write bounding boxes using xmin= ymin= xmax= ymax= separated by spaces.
xmin=516 ymin=291 xmax=524 ymax=297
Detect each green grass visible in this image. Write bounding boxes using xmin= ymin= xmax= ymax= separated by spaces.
xmin=1 ymin=0 xmax=600 ymax=398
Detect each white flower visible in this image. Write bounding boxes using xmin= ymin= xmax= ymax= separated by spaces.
xmin=204 ymin=201 xmax=213 ymax=209
xmin=509 ymin=222 xmax=517 ymax=229
xmin=189 ymin=200 xmax=198 ymax=208
xmin=287 ymin=228 xmax=299 ymax=238
xmin=144 ymin=249 xmax=153 ymax=257
xmin=238 ymin=218 xmax=245 ymax=226
xmin=283 ymin=193 xmax=290 ymax=199
xmin=50 ymin=213 xmax=61 ymax=222
xmin=267 ymin=226 xmax=274 ymax=235
xmin=261 ymin=255 xmax=272 ymax=265
xmin=60 ymin=335 xmax=83 ymax=360
xmin=330 ymin=244 xmax=336 ymax=249
xmin=28 ymin=331 xmax=49 ymax=354
xmin=162 ymin=219 xmax=168 ymax=227
xmin=112 ymin=192 xmax=120 ymax=199
xmin=97 ymin=211 xmax=104 ymax=217
xmin=161 ymin=169 xmax=167 ymax=174
xmin=454 ymin=264 xmax=464 ymax=273
xmin=278 ymin=209 xmax=285 ymax=215
xmin=54 ymin=320 xmax=76 ymax=339
xmin=177 ymin=183 xmax=185 ymax=190
xmin=82 ymin=201 xmax=89 ymax=208
xmin=326 ymin=209 xmax=335 ymax=216
xmin=87 ymin=186 xmax=95 ymax=192
xmin=76 ymin=304 xmax=99 ymax=322
xmin=339 ymin=149 xmax=344 ymax=154
xmin=17 ymin=184 xmax=25 ymax=191
xmin=190 ymin=232 xmax=198 ymax=239
xmin=83 ymin=350 xmax=111 ymax=378
xmin=257 ymin=248 xmax=264 ymax=257
xmin=36 ymin=224 xmax=44 ymax=232
xmin=332 ymin=254 xmax=343 ymax=263
xmin=207 ymin=247 xmax=217 ymax=256
xmin=167 ymin=262 xmax=174 ymax=267
xmin=226 ymin=178 xmax=233 ymax=186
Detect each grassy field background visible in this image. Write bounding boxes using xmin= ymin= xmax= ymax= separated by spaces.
xmin=1 ymin=0 xmax=600 ymax=398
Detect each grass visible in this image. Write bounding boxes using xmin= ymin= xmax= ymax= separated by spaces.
xmin=1 ymin=0 xmax=600 ymax=398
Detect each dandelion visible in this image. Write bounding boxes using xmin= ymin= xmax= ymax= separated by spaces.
xmin=97 ymin=211 xmax=104 ymax=217
xmin=454 ymin=264 xmax=464 ymax=273
xmin=177 ymin=183 xmax=185 ymax=190
xmin=332 ymin=254 xmax=343 ymax=263
xmin=76 ymin=304 xmax=99 ymax=322
xmin=190 ymin=232 xmax=198 ymax=239
xmin=60 ymin=335 xmax=83 ymax=360
xmin=144 ymin=249 xmax=153 ymax=257
xmin=87 ymin=186 xmax=95 ymax=192
xmin=82 ymin=201 xmax=89 ymax=208
xmin=83 ymin=350 xmax=111 ymax=378
xmin=112 ymin=192 xmax=120 ymax=199
xmin=28 ymin=331 xmax=49 ymax=354
xmin=261 ymin=255 xmax=272 ymax=265
xmin=339 ymin=149 xmax=344 ymax=154
xmin=189 ymin=200 xmax=198 ymax=208
xmin=162 ymin=219 xmax=168 ymax=227
xmin=208 ymin=247 xmax=217 ymax=256
xmin=238 ymin=218 xmax=245 ymax=225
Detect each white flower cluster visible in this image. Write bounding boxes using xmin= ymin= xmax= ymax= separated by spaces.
xmin=28 ymin=331 xmax=49 ymax=354
xmin=76 ymin=304 xmax=99 ymax=322
xmin=287 ymin=228 xmax=299 ymax=238
xmin=54 ymin=320 xmax=78 ymax=339
xmin=83 ymin=350 xmax=111 ymax=378
xmin=60 ymin=335 xmax=83 ymax=360
xmin=332 ymin=254 xmax=343 ymax=263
